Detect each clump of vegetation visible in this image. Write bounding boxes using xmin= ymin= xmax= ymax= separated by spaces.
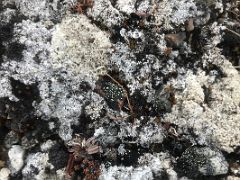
xmin=66 ymin=134 xmax=102 ymax=180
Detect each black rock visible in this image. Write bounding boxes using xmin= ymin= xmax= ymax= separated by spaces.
xmin=177 ymin=146 xmax=229 ymax=178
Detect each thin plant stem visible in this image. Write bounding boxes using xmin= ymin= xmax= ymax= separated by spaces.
xmin=225 ymin=27 xmax=240 ymax=38
xmin=105 ymin=73 xmax=135 ymax=122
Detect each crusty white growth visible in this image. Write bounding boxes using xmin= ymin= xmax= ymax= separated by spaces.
xmin=88 ymin=0 xmax=123 ymax=28
xmin=7 ymin=15 xmax=112 ymax=142
xmin=14 ymin=0 xmax=75 ymax=21
xmin=85 ymin=92 xmax=106 ymax=119
xmin=0 ymin=8 xmax=16 ymax=25
xmin=1 ymin=0 xmax=239 ymax=178
xmin=22 ymin=152 xmax=53 ymax=180
xmin=136 ymin=0 xmax=150 ymax=13
xmin=101 ymin=119 xmax=165 ymax=148
xmin=40 ymin=140 xmax=56 ymax=152
xmin=5 ymin=20 xmax=53 ymax=84
xmin=99 ymin=152 xmax=177 ymax=180
xmin=138 ymin=153 xmax=177 ymax=179
xmin=0 ymin=72 xmax=18 ymax=101
xmin=94 ymin=127 xmax=105 ymax=137
xmin=111 ymin=43 xmax=160 ymax=96
xmin=99 ymin=165 xmax=153 ymax=180
xmin=51 ymin=14 xmax=112 ymax=81
xmin=116 ymin=0 xmax=136 ymax=14
xmin=154 ymin=0 xmax=197 ymax=29
xmin=14 ymin=0 xmax=49 ymax=19
xmin=139 ymin=122 xmax=165 ymax=147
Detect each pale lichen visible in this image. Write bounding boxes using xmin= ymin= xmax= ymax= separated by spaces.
xmin=51 ymin=14 xmax=112 ymax=85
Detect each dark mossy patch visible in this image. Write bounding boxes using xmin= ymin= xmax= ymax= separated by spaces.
xmin=176 ymin=146 xmax=229 ymax=178
xmin=48 ymin=142 xmax=69 ymax=170
xmin=0 ymin=10 xmax=26 ymax=64
xmin=5 ymin=42 xmax=25 ymax=61
xmin=71 ymin=114 xmax=94 ymax=137
xmin=10 ymin=78 xmax=40 ymax=104
xmin=130 ymin=91 xmax=149 ymax=117
xmin=218 ymin=28 xmax=240 ymax=69
xmin=115 ymin=144 xmax=148 ymax=167
xmin=95 ymin=75 xmax=127 ymax=111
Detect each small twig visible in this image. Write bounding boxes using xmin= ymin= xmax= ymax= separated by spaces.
xmin=227 ymin=9 xmax=240 ymax=17
xmin=168 ymin=127 xmax=179 ymax=137
xmin=225 ymin=27 xmax=240 ymax=38
xmin=105 ymin=74 xmax=135 ymax=122
xmin=106 ymin=112 xmax=124 ymax=121
xmin=66 ymin=154 xmax=74 ymax=176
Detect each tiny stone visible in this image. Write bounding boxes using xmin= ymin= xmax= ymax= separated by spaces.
xmin=185 ymin=18 xmax=194 ymax=32
xmin=8 ymin=145 xmax=25 ymax=172
xmin=230 ymin=162 xmax=240 ymax=176
xmin=0 ymin=168 xmax=10 ymax=180
xmin=165 ymin=32 xmax=186 ymax=48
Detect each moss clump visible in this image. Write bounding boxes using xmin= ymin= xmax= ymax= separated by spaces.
xmin=51 ymin=14 xmax=112 ymax=82
xmin=96 ymin=79 xmax=125 ymax=110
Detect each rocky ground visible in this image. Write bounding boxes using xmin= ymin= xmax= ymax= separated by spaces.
xmin=0 ymin=0 xmax=240 ymax=179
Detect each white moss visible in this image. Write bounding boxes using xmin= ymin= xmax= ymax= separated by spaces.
xmin=51 ymin=14 xmax=112 ymax=82
xmin=182 ymin=72 xmax=205 ymax=104
xmin=164 ymin=49 xmax=240 ymax=152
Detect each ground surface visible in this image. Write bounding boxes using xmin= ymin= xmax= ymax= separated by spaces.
xmin=0 ymin=0 xmax=240 ymax=180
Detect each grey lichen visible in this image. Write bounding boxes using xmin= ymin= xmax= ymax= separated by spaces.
xmin=88 ymin=0 xmax=123 ymax=28
xmin=14 ymin=0 xmax=75 ymax=21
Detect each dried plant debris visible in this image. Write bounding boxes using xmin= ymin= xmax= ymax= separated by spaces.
xmin=0 ymin=0 xmax=240 ymax=179
xmin=64 ymin=134 xmax=102 ymax=179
